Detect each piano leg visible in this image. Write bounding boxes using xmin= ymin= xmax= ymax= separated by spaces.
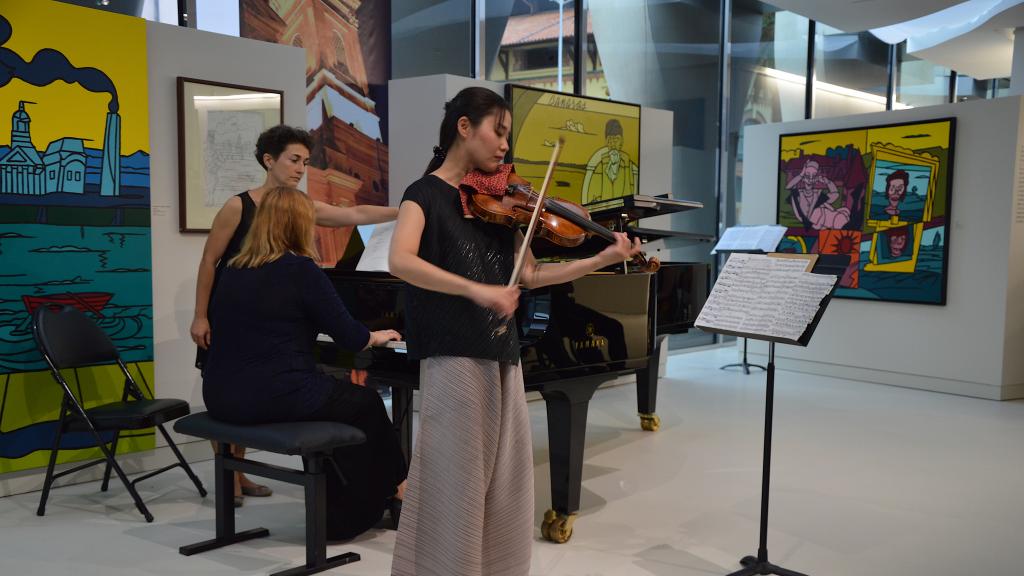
xmin=538 ymin=375 xmax=606 ymax=543
xmin=635 ymin=334 xmax=669 ymax=431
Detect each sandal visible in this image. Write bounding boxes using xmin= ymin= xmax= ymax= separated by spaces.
xmin=240 ymin=483 xmax=273 ymax=497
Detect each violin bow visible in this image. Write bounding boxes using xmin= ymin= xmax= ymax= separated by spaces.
xmin=508 ymin=137 xmax=564 ymax=288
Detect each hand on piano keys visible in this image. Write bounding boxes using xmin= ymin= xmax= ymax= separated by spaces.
xmin=317 ymin=330 xmax=407 ymax=352
xmin=369 ymin=329 xmax=404 ymax=349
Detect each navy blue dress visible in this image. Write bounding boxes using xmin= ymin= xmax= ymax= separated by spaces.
xmin=195 ymin=191 xmax=257 ymax=371
xmin=202 ymin=252 xmax=407 ymax=539
xmin=202 ymin=252 xmax=370 ymax=423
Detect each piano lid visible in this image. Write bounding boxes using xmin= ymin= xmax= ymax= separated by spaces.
xmin=587 ymin=194 xmax=703 ymax=223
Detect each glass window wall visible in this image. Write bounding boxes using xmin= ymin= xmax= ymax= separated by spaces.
xmin=895 ymin=43 xmax=951 ymax=108
xmin=813 ymin=24 xmax=888 ymax=118
xmin=392 ymin=0 xmax=473 ymax=79
xmin=728 ymin=2 xmax=809 ymax=227
xmin=485 ymin=0 xmax=576 ymax=93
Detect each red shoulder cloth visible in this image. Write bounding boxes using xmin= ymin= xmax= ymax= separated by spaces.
xmin=457 ymin=164 xmax=515 ymax=218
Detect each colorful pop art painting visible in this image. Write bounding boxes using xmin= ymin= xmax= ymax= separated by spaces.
xmin=0 ymin=1 xmax=155 ymax=473
xmin=777 ymin=119 xmax=955 ymax=304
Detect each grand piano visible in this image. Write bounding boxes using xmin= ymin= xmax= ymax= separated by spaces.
xmin=316 ymin=194 xmax=710 ymax=543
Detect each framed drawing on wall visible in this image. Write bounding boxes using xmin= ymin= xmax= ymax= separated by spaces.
xmin=177 ymin=77 xmax=283 ymax=232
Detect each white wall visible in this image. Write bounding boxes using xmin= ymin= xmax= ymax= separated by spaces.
xmin=742 ymin=96 xmax=1024 ymax=400
xmin=1001 ymin=102 xmax=1024 ymax=385
xmin=388 ymin=75 xmax=504 ymax=205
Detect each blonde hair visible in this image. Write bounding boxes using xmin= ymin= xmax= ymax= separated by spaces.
xmin=228 ymin=186 xmax=318 ymax=268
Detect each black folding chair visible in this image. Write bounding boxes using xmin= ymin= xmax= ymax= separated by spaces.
xmin=31 ymin=305 xmax=206 ymax=522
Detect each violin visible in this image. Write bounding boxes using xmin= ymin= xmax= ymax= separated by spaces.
xmin=461 ymin=169 xmax=660 ymax=273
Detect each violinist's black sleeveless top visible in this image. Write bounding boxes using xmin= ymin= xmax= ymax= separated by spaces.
xmin=400 ymin=175 xmax=519 ymax=362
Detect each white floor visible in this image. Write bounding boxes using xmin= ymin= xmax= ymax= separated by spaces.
xmin=2 ymin=346 xmax=1023 ymax=576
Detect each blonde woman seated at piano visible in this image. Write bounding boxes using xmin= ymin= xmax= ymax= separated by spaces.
xmin=190 ymin=125 xmax=397 ymax=506
xmin=201 ymin=186 xmax=407 ymax=539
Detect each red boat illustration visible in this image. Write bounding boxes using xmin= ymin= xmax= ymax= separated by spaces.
xmin=21 ymin=292 xmax=113 ymax=317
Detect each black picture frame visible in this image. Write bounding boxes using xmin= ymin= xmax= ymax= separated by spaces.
xmin=176 ymin=76 xmax=283 ymax=233
xmin=506 ymin=83 xmax=643 ymax=207
xmin=775 ymin=117 xmax=956 ymax=305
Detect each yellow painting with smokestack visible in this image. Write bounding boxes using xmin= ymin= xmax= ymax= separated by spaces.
xmin=0 ymin=1 xmax=155 ymax=473
xmin=0 ymin=2 xmax=148 ymax=160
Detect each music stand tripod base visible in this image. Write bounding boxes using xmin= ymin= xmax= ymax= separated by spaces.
xmin=726 ymin=554 xmax=809 ymax=576
xmin=720 ymin=337 xmax=766 ymax=374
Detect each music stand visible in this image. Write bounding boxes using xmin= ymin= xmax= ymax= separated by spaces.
xmin=715 ymin=249 xmax=768 ymax=374
xmin=696 ymin=253 xmax=844 ymax=576
xmin=711 ymin=226 xmax=787 ymax=374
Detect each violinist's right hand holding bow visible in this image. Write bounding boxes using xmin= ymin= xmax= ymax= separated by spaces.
xmin=469 ymin=284 xmax=520 ymax=319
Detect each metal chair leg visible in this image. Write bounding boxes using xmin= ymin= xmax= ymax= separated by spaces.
xmin=101 ymin=430 xmax=121 ymax=492
xmin=157 ymin=423 xmax=207 ymax=497
xmin=36 ymin=422 xmax=64 ymax=517
xmin=88 ymin=427 xmax=154 ymax=523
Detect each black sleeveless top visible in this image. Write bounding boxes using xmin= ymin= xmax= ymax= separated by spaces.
xmin=219 ymin=191 xmax=258 ymax=270
xmin=195 ymin=191 xmax=257 ymax=370
xmin=400 ymin=175 xmax=519 ymax=362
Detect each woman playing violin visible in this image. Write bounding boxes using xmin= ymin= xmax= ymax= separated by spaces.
xmin=388 ymin=87 xmax=641 ymax=576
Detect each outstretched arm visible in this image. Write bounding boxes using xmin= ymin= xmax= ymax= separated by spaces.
xmin=313 ymin=200 xmax=399 ymax=227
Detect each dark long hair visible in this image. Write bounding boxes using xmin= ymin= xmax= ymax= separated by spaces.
xmin=424 ymin=87 xmax=509 ymax=175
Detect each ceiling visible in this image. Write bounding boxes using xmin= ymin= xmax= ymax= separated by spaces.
xmin=768 ymin=0 xmax=1024 ymax=80
xmin=765 ymin=0 xmax=966 ymax=32
xmin=913 ymin=22 xmax=1017 ymax=79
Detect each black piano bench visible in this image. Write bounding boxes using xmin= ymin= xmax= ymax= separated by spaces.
xmin=173 ymin=412 xmax=366 ymax=576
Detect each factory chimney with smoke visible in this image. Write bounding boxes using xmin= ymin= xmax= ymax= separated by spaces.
xmin=100 ymin=111 xmax=120 ymax=196
xmin=0 ymin=13 xmax=123 ymax=196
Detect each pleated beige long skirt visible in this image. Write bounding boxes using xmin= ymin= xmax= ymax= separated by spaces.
xmin=391 ymin=356 xmax=534 ymax=576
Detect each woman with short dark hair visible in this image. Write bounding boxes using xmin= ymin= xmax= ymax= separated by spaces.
xmin=190 ymin=124 xmax=398 ymax=505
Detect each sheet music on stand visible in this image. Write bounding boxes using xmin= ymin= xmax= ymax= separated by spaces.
xmin=696 ymin=253 xmax=838 ymax=345
xmin=711 ymin=225 xmax=787 ymax=254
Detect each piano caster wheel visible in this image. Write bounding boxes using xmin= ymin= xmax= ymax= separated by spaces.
xmin=541 ymin=509 xmax=576 ymax=543
xmin=639 ymin=413 xmax=660 ymax=431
